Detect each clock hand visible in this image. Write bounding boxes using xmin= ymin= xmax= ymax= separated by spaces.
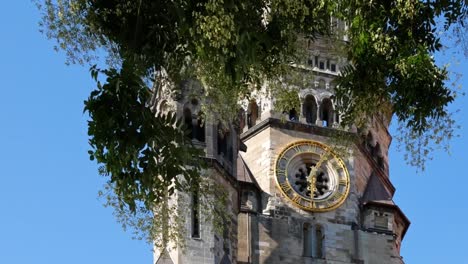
xmin=308 ymin=166 xmax=317 ymax=198
xmin=308 ymin=151 xmax=330 ymax=197
xmin=315 ymin=150 xmax=330 ymax=169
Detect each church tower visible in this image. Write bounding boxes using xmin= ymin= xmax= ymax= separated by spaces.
xmin=153 ymin=35 xmax=409 ymax=264
xmin=236 ymin=36 xmax=410 ymax=264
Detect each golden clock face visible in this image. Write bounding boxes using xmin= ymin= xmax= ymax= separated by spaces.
xmin=275 ymin=140 xmax=350 ymax=212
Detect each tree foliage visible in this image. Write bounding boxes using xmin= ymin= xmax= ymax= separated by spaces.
xmin=36 ymin=0 xmax=466 ymax=246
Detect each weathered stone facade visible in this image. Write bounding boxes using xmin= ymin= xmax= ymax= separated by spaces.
xmin=153 ymin=36 xmax=409 ymax=264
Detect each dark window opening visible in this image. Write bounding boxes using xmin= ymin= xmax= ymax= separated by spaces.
xmin=184 ymin=108 xmax=193 ymax=138
xmin=303 ymin=95 xmax=317 ymax=125
xmin=217 ymin=124 xmax=234 ymax=165
xmin=366 ymin=132 xmax=373 ymax=151
xmin=192 ymin=190 xmax=200 ymax=238
xmin=289 ymin=108 xmax=298 ymax=121
xmin=247 ymin=100 xmax=259 ymax=128
xmin=331 ymin=64 xmax=336 ymax=72
xmin=377 ymin=156 xmax=385 ymax=169
xmin=194 ymin=112 xmax=205 ymax=142
xmin=218 ymin=126 xmax=228 ymax=156
xmin=308 ymin=58 xmax=313 ymax=66
xmin=319 ymin=61 xmax=325 ymax=70
xmin=320 ymin=98 xmax=334 ymax=127
xmin=217 ymin=123 xmax=233 ymax=163
xmin=314 ymin=56 xmax=319 ymax=67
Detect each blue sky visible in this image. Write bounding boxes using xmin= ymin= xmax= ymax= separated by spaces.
xmin=0 ymin=2 xmax=467 ymax=264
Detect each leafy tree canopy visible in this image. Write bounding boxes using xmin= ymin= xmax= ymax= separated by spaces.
xmin=36 ymin=0 xmax=466 ymax=244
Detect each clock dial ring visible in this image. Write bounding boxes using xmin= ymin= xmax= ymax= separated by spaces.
xmin=275 ymin=140 xmax=350 ymax=212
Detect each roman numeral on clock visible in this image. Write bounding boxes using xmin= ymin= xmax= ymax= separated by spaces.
xmin=276 ymin=168 xmax=286 ymax=176
xmin=279 ymin=182 xmax=292 ymax=192
xmin=292 ymin=145 xmax=304 ymax=154
xmin=310 ymin=200 xmax=316 ymax=208
xmin=292 ymin=194 xmax=302 ymax=203
xmin=331 ymin=191 xmax=344 ymax=201
xmin=339 ymin=178 xmax=348 ymax=186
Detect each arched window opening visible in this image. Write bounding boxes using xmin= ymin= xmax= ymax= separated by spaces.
xmin=320 ymin=98 xmax=334 ymax=127
xmin=315 ymin=226 xmax=324 ymax=258
xmin=303 ymin=95 xmax=317 ymax=125
xmin=289 ymin=108 xmax=298 ymax=121
xmin=247 ymin=100 xmax=259 ymax=128
xmin=194 ymin=112 xmax=205 ymax=142
xmin=184 ymin=108 xmax=193 ymax=139
xmin=303 ymin=223 xmax=312 ymax=257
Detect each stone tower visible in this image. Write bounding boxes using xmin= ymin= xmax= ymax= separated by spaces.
xmin=153 ymin=36 xmax=410 ymax=264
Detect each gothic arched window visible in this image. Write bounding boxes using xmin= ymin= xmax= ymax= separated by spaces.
xmin=303 ymin=95 xmax=317 ymax=125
